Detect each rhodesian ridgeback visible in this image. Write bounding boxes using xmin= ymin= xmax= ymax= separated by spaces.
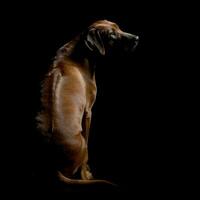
xmin=37 ymin=20 xmax=139 ymax=185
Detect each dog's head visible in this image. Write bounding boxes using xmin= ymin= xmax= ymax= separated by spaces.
xmin=83 ymin=20 xmax=139 ymax=56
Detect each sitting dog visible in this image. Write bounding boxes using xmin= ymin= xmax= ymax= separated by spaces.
xmin=36 ymin=20 xmax=139 ymax=185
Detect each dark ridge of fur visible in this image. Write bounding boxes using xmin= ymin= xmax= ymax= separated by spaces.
xmin=53 ymin=35 xmax=81 ymax=67
xmin=36 ymin=70 xmax=54 ymax=139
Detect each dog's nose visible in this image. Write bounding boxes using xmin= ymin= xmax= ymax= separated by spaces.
xmin=130 ymin=34 xmax=139 ymax=42
xmin=134 ymin=35 xmax=139 ymax=41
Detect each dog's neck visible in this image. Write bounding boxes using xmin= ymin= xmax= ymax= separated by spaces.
xmin=55 ymin=36 xmax=97 ymax=79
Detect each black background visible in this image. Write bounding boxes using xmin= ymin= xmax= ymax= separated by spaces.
xmin=1 ymin=1 xmax=193 ymax=198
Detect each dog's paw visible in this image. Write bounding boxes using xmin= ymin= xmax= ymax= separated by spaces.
xmin=85 ymin=170 xmax=93 ymax=180
xmin=81 ymin=165 xmax=93 ymax=180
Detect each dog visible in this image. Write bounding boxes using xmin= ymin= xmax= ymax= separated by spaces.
xmin=36 ymin=20 xmax=139 ymax=185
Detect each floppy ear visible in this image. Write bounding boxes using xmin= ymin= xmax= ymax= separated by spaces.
xmin=84 ymin=28 xmax=105 ymax=55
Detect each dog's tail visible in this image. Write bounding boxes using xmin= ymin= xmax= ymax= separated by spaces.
xmin=57 ymin=171 xmax=117 ymax=186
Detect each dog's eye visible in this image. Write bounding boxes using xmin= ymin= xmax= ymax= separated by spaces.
xmin=109 ymin=32 xmax=117 ymax=40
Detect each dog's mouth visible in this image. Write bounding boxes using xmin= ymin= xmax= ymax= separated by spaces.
xmin=130 ymin=35 xmax=139 ymax=51
xmin=131 ymin=40 xmax=139 ymax=52
xmin=123 ymin=39 xmax=139 ymax=52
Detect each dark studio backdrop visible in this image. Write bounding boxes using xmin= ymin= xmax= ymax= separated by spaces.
xmin=1 ymin=1 xmax=191 ymax=198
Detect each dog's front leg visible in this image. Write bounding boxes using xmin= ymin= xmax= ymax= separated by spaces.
xmin=81 ymin=110 xmax=93 ymax=180
xmin=82 ymin=110 xmax=91 ymax=143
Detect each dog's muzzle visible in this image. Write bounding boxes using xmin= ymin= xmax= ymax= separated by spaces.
xmin=121 ymin=32 xmax=139 ymax=51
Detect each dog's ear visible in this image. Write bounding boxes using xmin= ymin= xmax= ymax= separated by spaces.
xmin=84 ymin=28 xmax=105 ymax=55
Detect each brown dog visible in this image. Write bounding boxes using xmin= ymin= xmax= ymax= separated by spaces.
xmin=36 ymin=20 xmax=139 ymax=185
